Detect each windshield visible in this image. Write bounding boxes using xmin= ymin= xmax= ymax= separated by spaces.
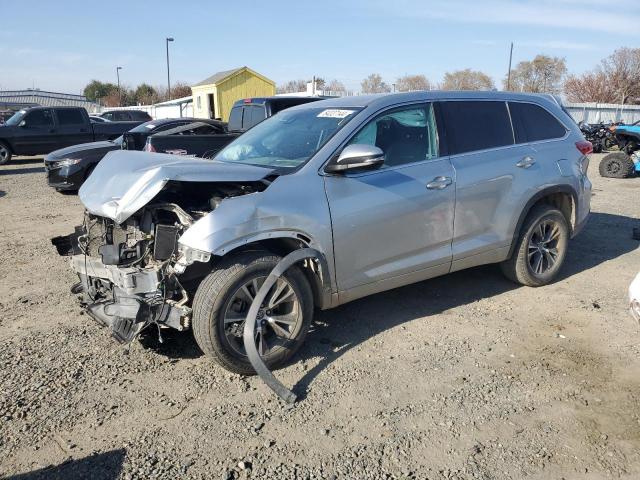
xmin=215 ymin=107 xmax=360 ymax=168
xmin=129 ymin=120 xmax=159 ymax=133
xmin=5 ymin=110 xmax=26 ymax=126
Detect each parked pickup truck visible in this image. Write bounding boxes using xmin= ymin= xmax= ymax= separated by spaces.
xmin=0 ymin=106 xmax=142 ymax=165
xmin=144 ymin=121 xmax=239 ymax=158
xmin=144 ymin=96 xmax=327 ymax=158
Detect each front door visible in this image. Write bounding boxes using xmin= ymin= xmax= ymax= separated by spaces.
xmin=13 ymin=109 xmax=57 ymax=154
xmin=324 ymin=103 xmax=455 ymax=299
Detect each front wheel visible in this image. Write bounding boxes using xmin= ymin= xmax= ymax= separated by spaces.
xmin=501 ymin=205 xmax=569 ymax=287
xmin=0 ymin=142 xmax=12 ymax=165
xmin=192 ymin=251 xmax=313 ymax=375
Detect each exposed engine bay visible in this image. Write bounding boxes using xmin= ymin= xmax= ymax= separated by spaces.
xmin=52 ymin=179 xmax=269 ymax=343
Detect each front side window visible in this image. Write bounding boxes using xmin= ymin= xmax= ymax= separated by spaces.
xmin=56 ymin=109 xmax=85 ymax=125
xmin=24 ymin=109 xmax=53 ymax=127
xmin=215 ymin=107 xmax=360 ymax=169
xmin=102 ymin=112 xmax=113 ymax=121
xmin=440 ymin=101 xmax=513 ymax=155
xmin=346 ymin=104 xmax=439 ymax=167
xmin=509 ymin=102 xmax=567 ymax=143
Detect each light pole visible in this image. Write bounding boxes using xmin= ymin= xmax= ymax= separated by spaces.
xmin=506 ymin=42 xmax=513 ymax=91
xmin=166 ymin=37 xmax=174 ymax=100
xmin=116 ymin=66 xmax=122 ymax=106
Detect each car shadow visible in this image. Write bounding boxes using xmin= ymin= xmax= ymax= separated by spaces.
xmin=0 ymin=190 xmax=5 ymax=198
xmin=0 ymin=166 xmax=44 ymax=176
xmin=7 ymin=157 xmax=44 ymax=165
xmin=138 ymin=212 xmax=638 ymax=395
xmin=290 ymin=211 xmax=638 ymax=399
xmin=5 ymin=449 xmax=126 ymax=480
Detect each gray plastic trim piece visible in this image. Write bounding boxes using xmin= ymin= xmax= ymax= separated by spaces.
xmin=242 ymin=248 xmax=322 ymax=404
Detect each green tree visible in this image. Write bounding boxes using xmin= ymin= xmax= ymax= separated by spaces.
xmin=134 ymin=83 xmax=158 ymax=105
xmin=83 ymin=80 xmax=118 ymax=102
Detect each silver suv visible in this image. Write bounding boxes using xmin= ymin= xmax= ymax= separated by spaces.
xmin=54 ymin=91 xmax=592 ymax=374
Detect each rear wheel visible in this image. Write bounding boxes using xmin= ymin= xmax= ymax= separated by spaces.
xmin=192 ymin=251 xmax=313 ymax=375
xmin=599 ymin=152 xmax=635 ymax=178
xmin=0 ymin=142 xmax=12 ymax=165
xmin=501 ymin=205 xmax=569 ymax=287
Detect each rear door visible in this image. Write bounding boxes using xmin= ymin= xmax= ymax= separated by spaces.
xmin=54 ymin=109 xmax=92 ymax=148
xmin=439 ymin=100 xmax=537 ymax=268
xmin=13 ymin=109 xmax=58 ymax=154
xmin=324 ymin=103 xmax=455 ymax=297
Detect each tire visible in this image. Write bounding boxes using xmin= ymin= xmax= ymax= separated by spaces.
xmin=500 ymin=205 xmax=569 ymax=287
xmin=0 ymin=141 xmax=12 ymax=165
xmin=599 ymin=152 xmax=635 ymax=178
xmin=192 ymin=251 xmax=313 ymax=375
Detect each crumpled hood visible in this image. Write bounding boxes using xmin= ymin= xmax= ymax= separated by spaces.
xmin=46 ymin=141 xmax=120 ymax=160
xmin=79 ymin=150 xmax=274 ymax=224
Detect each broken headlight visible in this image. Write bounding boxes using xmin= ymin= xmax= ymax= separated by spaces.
xmin=178 ymin=244 xmax=211 ymax=264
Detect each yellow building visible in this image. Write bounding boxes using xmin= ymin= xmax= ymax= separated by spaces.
xmin=191 ymin=66 xmax=276 ymax=121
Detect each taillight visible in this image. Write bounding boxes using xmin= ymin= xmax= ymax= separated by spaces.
xmin=575 ymin=140 xmax=593 ymax=155
xmin=144 ymin=142 xmax=156 ymax=153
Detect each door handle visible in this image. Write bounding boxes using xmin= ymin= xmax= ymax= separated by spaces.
xmin=426 ymin=176 xmax=452 ymax=190
xmin=516 ymin=156 xmax=535 ymax=169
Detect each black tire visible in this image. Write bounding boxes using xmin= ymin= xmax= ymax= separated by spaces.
xmin=192 ymin=251 xmax=313 ymax=375
xmin=0 ymin=141 xmax=12 ymax=165
xmin=599 ymin=152 xmax=635 ymax=178
xmin=500 ymin=205 xmax=569 ymax=287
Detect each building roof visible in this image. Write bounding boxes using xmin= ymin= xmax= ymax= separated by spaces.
xmin=0 ymin=89 xmax=100 ymax=111
xmin=192 ymin=67 xmax=275 ymax=87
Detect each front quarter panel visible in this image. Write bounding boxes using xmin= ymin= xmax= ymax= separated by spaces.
xmin=178 ymin=171 xmax=337 ymax=290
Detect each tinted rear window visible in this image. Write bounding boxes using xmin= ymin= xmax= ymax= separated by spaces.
xmin=508 ymin=102 xmax=567 ymax=143
xmin=57 ymin=109 xmax=85 ymax=125
xmin=228 ymin=107 xmax=243 ymax=131
xmin=243 ymin=106 xmax=266 ymax=130
xmin=441 ymin=101 xmax=514 ymax=155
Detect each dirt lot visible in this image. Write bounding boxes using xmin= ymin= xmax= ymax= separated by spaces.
xmin=0 ymin=154 xmax=639 ymax=479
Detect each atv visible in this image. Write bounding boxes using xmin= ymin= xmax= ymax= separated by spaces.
xmin=599 ymin=121 xmax=640 ymax=178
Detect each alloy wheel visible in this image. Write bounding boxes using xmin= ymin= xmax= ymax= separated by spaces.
xmin=223 ymin=276 xmax=302 ymax=357
xmin=0 ymin=145 xmax=8 ymax=163
xmin=527 ymin=219 xmax=562 ymax=276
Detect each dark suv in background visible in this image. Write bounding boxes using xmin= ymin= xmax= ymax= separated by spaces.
xmin=100 ymin=110 xmax=152 ymax=122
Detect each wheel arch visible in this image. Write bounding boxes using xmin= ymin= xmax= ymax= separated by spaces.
xmin=214 ymin=233 xmax=333 ymax=310
xmin=507 ymin=185 xmax=578 ymax=259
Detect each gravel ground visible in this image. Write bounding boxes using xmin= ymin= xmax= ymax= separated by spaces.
xmin=1 ymin=154 xmax=639 ymax=480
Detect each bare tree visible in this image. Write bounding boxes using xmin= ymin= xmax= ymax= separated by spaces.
xmin=441 ymin=69 xmax=494 ymax=91
xmin=276 ymin=79 xmax=307 ymax=94
xmin=325 ymin=79 xmax=346 ymax=92
xmin=361 ymin=73 xmax=391 ymax=94
xmin=564 ymin=71 xmax=617 ymax=103
xmin=602 ymin=47 xmax=640 ymax=104
xmin=395 ymin=74 xmax=430 ymax=92
xmin=504 ymin=55 xmax=567 ymax=93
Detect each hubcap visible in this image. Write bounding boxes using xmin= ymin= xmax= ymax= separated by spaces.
xmin=0 ymin=146 xmax=7 ymax=161
xmin=223 ymin=276 xmax=301 ymax=357
xmin=607 ymin=161 xmax=620 ymax=174
xmin=527 ymin=220 xmax=562 ymax=276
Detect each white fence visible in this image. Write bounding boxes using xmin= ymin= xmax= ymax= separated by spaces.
xmin=564 ymin=102 xmax=640 ymax=124
xmin=101 ymin=96 xmax=193 ymax=119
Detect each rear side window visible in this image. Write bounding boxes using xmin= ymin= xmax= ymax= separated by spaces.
xmin=228 ymin=106 xmax=243 ymax=131
xmin=508 ymin=102 xmax=567 ymax=143
xmin=243 ymin=106 xmax=266 ymax=130
xmin=440 ymin=101 xmax=513 ymax=155
xmin=56 ymin=109 xmax=85 ymax=125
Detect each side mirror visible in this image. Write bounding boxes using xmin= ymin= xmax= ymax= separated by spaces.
xmin=325 ymin=144 xmax=384 ymax=174
xmin=18 ymin=120 xmax=27 ymax=127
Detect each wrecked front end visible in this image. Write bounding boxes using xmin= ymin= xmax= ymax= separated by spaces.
xmin=52 ymin=150 xmax=274 ymax=343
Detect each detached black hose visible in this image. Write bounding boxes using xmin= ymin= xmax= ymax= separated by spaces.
xmin=242 ymin=248 xmax=323 ymax=404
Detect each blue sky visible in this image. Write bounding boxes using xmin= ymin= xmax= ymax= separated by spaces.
xmin=1 ymin=0 xmax=638 ymax=94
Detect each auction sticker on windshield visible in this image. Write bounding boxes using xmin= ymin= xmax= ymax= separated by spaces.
xmin=317 ymin=109 xmax=356 ymax=118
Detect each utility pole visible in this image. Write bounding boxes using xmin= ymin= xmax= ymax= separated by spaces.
xmin=166 ymin=37 xmax=174 ymax=100
xmin=506 ymin=42 xmax=513 ymax=91
xmin=116 ymin=66 xmax=122 ymax=106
